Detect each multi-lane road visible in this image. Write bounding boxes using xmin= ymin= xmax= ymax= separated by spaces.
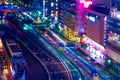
xmin=21 ymin=31 xmax=71 ymax=80
xmin=4 ymin=15 xmax=79 ymax=80
xmin=24 ymin=29 xmax=84 ymax=80
xmin=21 ymin=12 xmax=85 ymax=80
xmin=4 ymin=9 xmax=110 ymax=80
xmin=45 ymin=29 xmax=111 ymax=80
xmin=2 ymin=6 xmax=119 ymax=80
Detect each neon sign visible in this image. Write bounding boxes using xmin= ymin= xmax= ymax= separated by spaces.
xmin=88 ymin=16 xmax=95 ymax=22
xmin=85 ymin=11 xmax=99 ymax=22
xmin=80 ymin=0 xmax=84 ymax=3
xmin=84 ymin=1 xmax=92 ymax=8
xmin=80 ymin=0 xmax=92 ymax=8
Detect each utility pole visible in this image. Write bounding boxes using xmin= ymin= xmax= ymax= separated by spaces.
xmin=43 ymin=0 xmax=46 ymax=18
xmin=76 ymin=0 xmax=85 ymax=44
xmin=76 ymin=0 xmax=84 ymax=33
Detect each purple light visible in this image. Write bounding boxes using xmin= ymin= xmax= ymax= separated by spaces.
xmin=80 ymin=0 xmax=92 ymax=8
xmin=80 ymin=0 xmax=85 ymax=3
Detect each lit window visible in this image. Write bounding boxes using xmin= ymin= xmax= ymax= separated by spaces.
xmin=51 ymin=3 xmax=54 ymax=7
xmin=88 ymin=16 xmax=95 ymax=22
xmin=51 ymin=10 xmax=54 ymax=13
xmin=51 ymin=13 xmax=54 ymax=17
xmin=56 ymin=4 xmax=58 ymax=6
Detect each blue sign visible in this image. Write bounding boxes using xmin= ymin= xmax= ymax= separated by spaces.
xmin=88 ymin=16 xmax=96 ymax=22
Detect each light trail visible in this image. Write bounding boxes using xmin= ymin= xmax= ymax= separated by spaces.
xmin=47 ymin=29 xmax=67 ymax=45
xmin=22 ymin=12 xmax=38 ymax=23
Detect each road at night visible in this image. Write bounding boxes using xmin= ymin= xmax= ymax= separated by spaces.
xmin=21 ymin=12 xmax=86 ymax=80
xmin=5 ymin=25 xmax=71 ymax=80
xmin=43 ymin=29 xmax=111 ymax=80
xmin=0 ymin=0 xmax=120 ymax=80
xmin=5 ymin=11 xmax=86 ymax=80
xmin=23 ymin=31 xmax=71 ymax=80
xmin=24 ymin=30 xmax=84 ymax=80
xmin=2 ymin=28 xmax=49 ymax=80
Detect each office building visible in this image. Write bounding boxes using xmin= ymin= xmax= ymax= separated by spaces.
xmin=106 ymin=12 xmax=120 ymax=63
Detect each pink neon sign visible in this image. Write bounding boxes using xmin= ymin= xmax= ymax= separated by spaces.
xmin=80 ymin=0 xmax=92 ymax=8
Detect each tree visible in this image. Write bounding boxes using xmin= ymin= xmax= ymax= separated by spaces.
xmin=104 ymin=59 xmax=112 ymax=68
xmin=81 ymin=43 xmax=88 ymax=49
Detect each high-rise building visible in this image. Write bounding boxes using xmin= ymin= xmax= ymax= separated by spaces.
xmin=33 ymin=0 xmax=51 ymax=18
xmin=79 ymin=0 xmax=120 ymax=63
xmin=76 ymin=0 xmax=110 ymax=65
xmin=111 ymin=0 xmax=120 ymax=10
xmin=105 ymin=13 xmax=120 ymax=63
xmin=56 ymin=0 xmax=77 ymax=41
xmin=50 ymin=0 xmax=59 ymax=25
xmin=43 ymin=0 xmax=49 ymax=18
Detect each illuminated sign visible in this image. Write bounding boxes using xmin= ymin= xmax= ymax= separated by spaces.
xmin=116 ymin=13 xmax=120 ymax=18
xmin=85 ymin=0 xmax=92 ymax=1
xmin=84 ymin=1 xmax=92 ymax=8
xmin=88 ymin=16 xmax=95 ymax=22
xmin=80 ymin=0 xmax=92 ymax=8
xmin=80 ymin=0 xmax=85 ymax=3
xmin=85 ymin=11 xmax=99 ymax=22
xmin=110 ymin=9 xmax=120 ymax=19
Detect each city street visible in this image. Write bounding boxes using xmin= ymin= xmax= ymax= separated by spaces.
xmin=2 ymin=28 xmax=49 ymax=80
xmin=0 ymin=0 xmax=120 ymax=80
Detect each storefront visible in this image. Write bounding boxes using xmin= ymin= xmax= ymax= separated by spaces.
xmin=80 ymin=36 xmax=106 ymax=65
xmin=106 ymin=15 xmax=120 ymax=63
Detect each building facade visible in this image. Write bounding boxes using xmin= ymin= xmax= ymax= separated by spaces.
xmin=79 ymin=0 xmax=120 ymax=64
xmin=59 ymin=0 xmax=76 ymax=29
xmin=55 ymin=0 xmax=77 ymax=41
xmin=106 ymin=15 xmax=120 ymax=63
xmin=83 ymin=9 xmax=105 ymax=46
xmin=81 ymin=9 xmax=107 ymax=65
xmin=48 ymin=0 xmax=120 ymax=63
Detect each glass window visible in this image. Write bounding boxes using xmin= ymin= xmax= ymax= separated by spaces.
xmin=107 ymin=19 xmax=114 ymax=23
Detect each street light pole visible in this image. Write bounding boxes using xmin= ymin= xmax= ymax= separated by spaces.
xmin=43 ymin=0 xmax=46 ymax=19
